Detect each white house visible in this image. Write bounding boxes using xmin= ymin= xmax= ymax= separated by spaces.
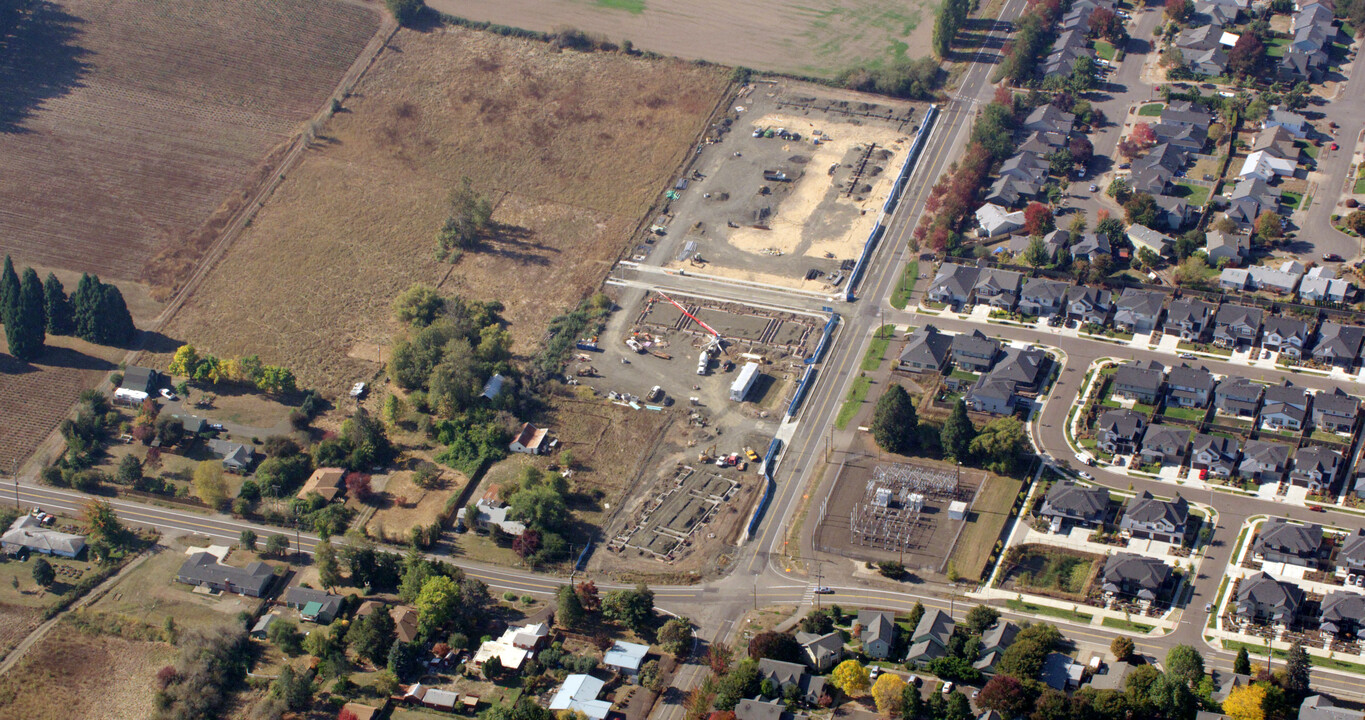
xmin=549 ymin=675 xmax=613 ymax=720
xmin=603 ymin=640 xmax=650 ymax=676
xmin=1238 ymin=151 xmax=1296 ymax=182
xmin=976 ymin=203 xmax=1026 ymax=237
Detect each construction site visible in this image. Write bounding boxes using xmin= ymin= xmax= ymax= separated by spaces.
xmin=637 ymin=80 xmax=925 ymax=290
xmin=608 ymin=464 xmax=743 ymax=561
xmin=812 ymin=455 xmax=987 ymax=572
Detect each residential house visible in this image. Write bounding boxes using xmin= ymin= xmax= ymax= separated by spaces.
xmin=1042 ymin=653 xmax=1086 ymax=691
xmin=1161 ymin=100 xmax=1215 ymax=129
xmin=172 ymin=413 xmax=208 ymax=435
xmin=1299 ymin=267 xmax=1353 ymax=304
xmin=1112 ymin=363 xmax=1164 ymax=404
xmin=115 ymin=366 xmax=164 ymax=405
xmin=549 ymin=675 xmax=613 ymax=720
xmin=1251 ymin=126 xmax=1298 ymax=161
xmin=1226 ymin=177 xmax=1278 ymax=226
xmin=1263 ymin=106 xmax=1309 ymax=138
xmin=297 ymin=467 xmax=347 ymax=502
xmin=1133 ymin=144 xmax=1189 ymax=196
xmin=1253 ymin=518 xmax=1324 ymax=566
xmin=465 ymin=498 xmax=527 ymax=536
xmin=1338 ymin=529 xmax=1365 ymax=575
xmin=1210 ymin=671 xmax=1253 ymax=703
xmin=1235 ymin=571 xmax=1305 ymax=626
xmin=175 ymin=552 xmax=274 ymax=597
xmin=1248 ymin=263 xmax=1303 ymax=295
xmin=509 ymin=422 xmax=550 ymax=454
xmin=1165 ymin=365 xmax=1215 ymax=408
xmin=472 ymin=626 xmax=535 ymax=674
xmin=1205 ymin=230 xmax=1249 ymax=266
xmin=1120 ymin=491 xmax=1190 ymax=543
xmin=973 ymin=267 xmax=1024 ymax=310
xmin=1089 ymin=662 xmax=1137 ymax=692
xmin=976 ymin=203 xmax=1027 ymax=237
xmin=1238 ymin=150 xmax=1297 ymax=182
xmin=1154 ymin=121 xmax=1208 ymax=154
xmin=736 ymin=698 xmax=807 ymax=720
xmin=1127 ymin=225 xmax=1176 ymax=258
xmin=250 ymin=614 xmax=278 ymax=638
xmin=1018 ymin=278 xmax=1071 ymax=318
xmin=1289 ymin=445 xmax=1343 ymax=491
xmin=1212 ymin=304 xmax=1263 ymax=348
xmin=927 ymin=263 xmax=981 ymax=306
xmin=756 ymin=659 xmax=828 ymax=704
xmin=1153 ymin=195 xmax=1192 ymax=231
xmin=1040 ymin=481 xmax=1111 ymax=528
xmin=966 ymin=347 xmax=1049 ymax=415
xmin=1065 ymin=286 xmax=1113 ymax=325
xmin=1318 ymin=592 xmax=1365 ymax=640
xmin=795 ymin=631 xmax=844 ymax=672
xmin=999 ymin=151 xmax=1049 ymax=186
xmin=1261 ymin=315 xmax=1313 ymax=358
xmin=951 ymin=330 xmax=1000 ymax=372
xmin=1299 ymin=695 xmax=1364 ymax=720
xmin=1312 ymin=321 xmax=1365 ymax=369
xmin=973 ymin=621 xmax=1019 ymax=672
xmin=1312 ymin=388 xmax=1359 ymax=433
xmin=1218 ymin=268 xmax=1252 ymax=292
xmin=1095 ymin=409 xmax=1148 ymax=456
xmin=898 ymin=325 xmax=953 ymax=373
xmin=284 ymin=587 xmax=345 ymax=623
xmin=1 ymin=515 xmax=85 ymax=558
xmin=1113 ymin=289 xmax=1166 ymax=333
xmin=1139 ymin=425 xmax=1191 ymax=465
xmin=405 ymin=685 xmax=460 ymax=713
xmin=1215 ymin=376 xmax=1263 ymax=418
xmin=1238 ymin=440 xmax=1291 ymax=483
xmin=1191 ymin=434 xmax=1240 ymax=478
xmin=1101 ymin=553 xmax=1172 ymax=601
xmin=986 ymin=174 xmax=1036 ymax=208
xmin=1017 ymin=129 xmax=1068 ymax=155
xmin=1187 ymin=47 xmax=1230 ymax=76
xmin=1164 ymin=298 xmax=1214 ymax=340
xmin=1261 ymin=382 xmax=1310 ymax=431
xmin=857 ymin=610 xmax=897 ymax=660
xmin=1022 ymin=104 xmax=1076 ymax=135
xmin=604 ymin=641 xmax=650 ymax=676
xmin=906 ymin=608 xmax=955 ymax=665
xmin=207 ymin=439 xmax=255 ymax=473
xmin=1069 ymin=233 xmax=1112 ymax=263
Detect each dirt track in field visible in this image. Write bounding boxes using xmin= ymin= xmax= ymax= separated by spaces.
xmin=0 ymin=0 xmax=381 ymax=285
xmin=154 ymin=26 xmax=729 ymax=393
xmin=426 ymin=0 xmax=938 ymax=77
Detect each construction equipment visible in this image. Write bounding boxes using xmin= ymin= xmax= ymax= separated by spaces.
xmin=744 ymin=447 xmax=760 ymax=462
xmin=647 ymin=349 xmax=672 ymax=360
xmin=576 ymin=366 xmax=597 ymax=377
xmin=698 ymin=444 xmax=717 ymax=463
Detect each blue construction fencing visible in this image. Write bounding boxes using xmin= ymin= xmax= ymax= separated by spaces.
xmin=785 ymin=366 xmax=817 ymax=419
xmin=844 ymin=103 xmax=940 ymax=302
xmin=743 ymin=438 xmax=784 ymax=541
xmin=804 ymin=312 xmax=839 ymax=366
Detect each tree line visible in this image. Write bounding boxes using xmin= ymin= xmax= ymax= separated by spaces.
xmin=933 ymin=0 xmax=972 ymax=59
xmin=1 ymin=256 xmax=135 ymax=361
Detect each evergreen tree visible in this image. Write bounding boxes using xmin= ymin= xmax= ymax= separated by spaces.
xmin=1233 ymin=646 xmax=1251 ymax=675
xmin=43 ymin=273 xmax=72 ymax=335
xmin=70 ymin=274 xmax=135 ymax=345
xmin=71 ymin=273 xmax=100 ymax=341
xmin=0 ymin=255 xmax=18 ymax=327
xmin=872 ymin=383 xmax=918 ymax=454
xmin=1284 ymin=641 xmax=1311 ymax=697
xmin=96 ymin=282 xmax=135 ymax=345
xmin=940 ymin=398 xmax=976 ymax=461
xmin=7 ymin=268 xmax=45 ymax=360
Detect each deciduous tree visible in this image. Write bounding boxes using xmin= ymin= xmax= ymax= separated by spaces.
xmin=192 ymin=460 xmax=229 ymax=510
xmin=977 ymin=675 xmax=1034 ymax=718
xmin=872 ymin=673 xmax=907 ymax=716
xmin=1223 ymin=684 xmax=1267 ymax=720
xmin=1111 ymin=636 xmax=1134 ymax=661
xmin=659 ymin=617 xmax=695 ymax=659
xmin=1165 ymin=644 xmax=1206 ymax=688
xmin=831 ymin=659 xmax=871 ymax=696
xmin=1024 ymin=202 xmax=1055 ymax=236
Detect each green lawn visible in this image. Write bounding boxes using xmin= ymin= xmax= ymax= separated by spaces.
xmin=1138 ymin=103 xmax=1164 ymax=117
xmin=950 ymin=368 xmax=981 ymax=383
xmin=1102 ymin=617 xmax=1155 ymax=633
xmin=1175 ymin=181 xmax=1211 ymax=207
xmin=1177 ymin=340 xmax=1232 ymax=357
xmin=891 ymin=261 xmax=920 ymax=310
xmin=1005 ymin=599 xmax=1094 ymax=623
xmin=1208 ymin=576 xmax=1230 ymax=628
xmin=1266 ymin=35 xmax=1289 ymax=58
xmin=1281 ymin=191 xmax=1303 ymax=209
xmin=835 ymin=375 xmax=873 ymax=430
xmin=861 ymin=325 xmax=896 ymax=371
xmin=1355 ymin=175 xmax=1365 ymax=195
xmin=1297 ymin=140 xmax=1319 ymax=161
xmin=1095 ymin=40 xmax=1116 ymax=60
xmin=1163 ymin=405 xmax=1207 ymax=421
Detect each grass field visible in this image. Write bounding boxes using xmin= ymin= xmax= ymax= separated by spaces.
xmin=890 ymin=261 xmax=920 ymax=310
xmin=949 ymin=474 xmax=1024 ymax=582
xmin=835 ymin=375 xmax=874 ymax=430
xmin=86 ymin=541 xmax=265 ymax=631
xmin=1004 ymin=599 xmax=1094 ymax=623
xmin=1102 ymin=616 xmax=1155 ymax=633
xmin=425 ymin=0 xmax=939 ymax=77
xmin=0 ymin=0 xmax=381 ymax=288
xmin=861 ymin=325 xmax=897 ymax=372
xmin=0 ymin=619 xmax=174 ymax=720
xmin=157 ymin=27 xmax=727 ymax=392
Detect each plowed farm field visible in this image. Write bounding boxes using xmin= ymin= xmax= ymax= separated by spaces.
xmin=154 ymin=26 xmax=728 ymax=392
xmin=0 ymin=0 xmax=381 ymax=288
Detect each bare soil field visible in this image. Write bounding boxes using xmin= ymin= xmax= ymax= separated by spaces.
xmin=157 ymin=27 xmax=728 ymax=392
xmin=0 ymin=620 xmax=174 ymax=720
xmin=0 ymin=0 xmax=380 ymax=287
xmin=0 ymin=330 xmax=122 ymax=472
xmin=425 ymin=0 xmax=937 ymax=77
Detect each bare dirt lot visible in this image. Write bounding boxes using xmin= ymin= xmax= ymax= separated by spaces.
xmin=156 ymin=27 xmax=728 ymax=393
xmin=425 ymin=0 xmax=937 ymax=78
xmin=0 ymin=619 xmax=174 ymax=720
xmin=0 ymin=0 xmax=382 ymax=286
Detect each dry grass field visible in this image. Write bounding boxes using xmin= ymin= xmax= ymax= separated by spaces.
xmin=0 ymin=0 xmax=380 ymax=287
xmin=157 ymin=27 xmax=728 ymax=392
xmin=0 ymin=620 xmax=174 ymax=720
xmin=425 ymin=0 xmax=937 ymax=77
xmin=86 ymin=541 xmax=264 ymax=631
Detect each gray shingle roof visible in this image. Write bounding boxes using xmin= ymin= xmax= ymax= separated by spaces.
xmin=1262 ymin=315 xmax=1311 ymax=344
xmin=1263 ymin=382 xmax=1309 ymax=409
xmin=178 ymin=552 xmax=274 ymax=596
xmin=1043 ymin=481 xmax=1110 ymax=519
xmin=1314 ymin=322 xmax=1365 ymax=362
xmin=929 ymin=263 xmax=980 ymax=300
xmin=1167 ymin=365 xmax=1215 ymax=393
xmin=1141 ymin=425 xmax=1191 ymax=455
xmin=1216 ymin=376 xmax=1263 ymax=403
xmin=1215 ymin=304 xmax=1264 ymax=330
xmin=1102 ymin=552 xmax=1172 ymax=593
xmin=899 ymin=326 xmax=953 ymax=368
xmin=1254 ymin=518 xmax=1322 ymax=557
xmin=1236 ymin=571 xmax=1304 ymax=618
xmin=1165 ymin=298 xmax=1213 ymax=328
xmin=1097 ymin=408 xmax=1147 ymax=439
xmin=1116 ymin=289 xmax=1166 ymax=319
xmin=1123 ymin=490 xmax=1190 ymax=528
xmin=1114 ymin=364 xmax=1163 ymax=393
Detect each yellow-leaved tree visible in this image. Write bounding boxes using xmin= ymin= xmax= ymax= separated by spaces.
xmin=192 ymin=460 xmax=229 ymax=510
xmin=1223 ymin=683 xmax=1267 ymax=720
xmin=830 ymin=659 xmax=871 ymax=697
xmin=871 ymin=673 xmax=906 ymax=716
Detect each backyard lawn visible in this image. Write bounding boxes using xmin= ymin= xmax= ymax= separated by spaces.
xmin=1162 ymin=405 xmax=1207 ymax=421
xmin=1175 ymin=181 xmax=1210 ymax=207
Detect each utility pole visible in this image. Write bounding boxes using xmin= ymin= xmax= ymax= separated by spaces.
xmin=12 ymin=460 xmax=19 ymax=510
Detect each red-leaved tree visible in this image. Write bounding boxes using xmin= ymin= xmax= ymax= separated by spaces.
xmin=1024 ymin=202 xmax=1056 ymax=236
xmin=345 ymin=472 xmax=372 ymax=501
xmin=513 ymin=529 xmax=541 ymax=559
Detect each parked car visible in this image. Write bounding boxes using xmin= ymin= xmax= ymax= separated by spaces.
xmin=1178 ymin=352 xmax=1196 ymax=359
xmin=1079 ymin=471 xmax=1093 ymax=480
xmin=1331 ymin=143 xmax=1339 ymax=151
xmin=1324 ymin=253 xmax=1344 ymax=262
xmin=1089 ymin=184 xmax=1098 ymax=192
xmin=159 ymin=388 xmax=178 ymax=401
xmin=942 ymin=682 xmax=955 ymax=695
xmin=1309 ymin=505 xmax=1326 ymax=512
